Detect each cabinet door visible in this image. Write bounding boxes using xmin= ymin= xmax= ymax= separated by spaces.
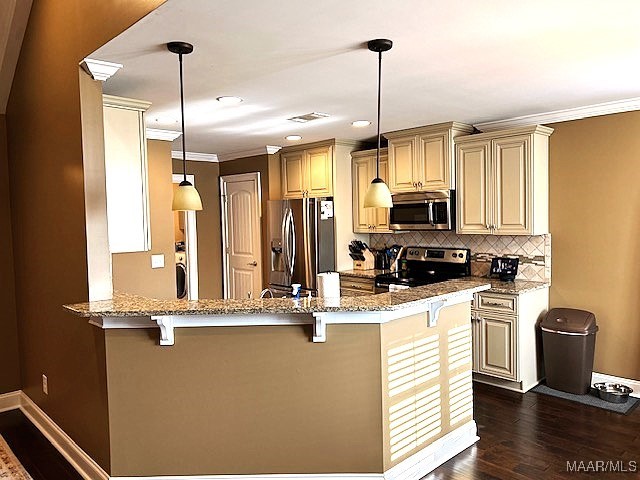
xmin=419 ymin=131 xmax=450 ymax=190
xmin=282 ymin=151 xmax=305 ymax=199
xmin=493 ymin=135 xmax=531 ymax=235
xmin=352 ymin=156 xmax=373 ymax=233
xmin=305 ymin=146 xmax=333 ymax=197
xmin=478 ymin=313 xmax=517 ymax=381
xmin=388 ymin=136 xmax=418 ymax=192
xmin=456 ymin=141 xmax=492 ymax=234
xmin=103 ymin=105 xmax=150 ymax=253
xmin=372 ymin=156 xmax=391 ymax=232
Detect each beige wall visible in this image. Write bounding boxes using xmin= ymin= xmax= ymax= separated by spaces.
xmin=173 ymin=159 xmax=222 ymax=298
xmin=104 ymin=323 xmax=383 ymax=476
xmin=549 ymin=111 xmax=640 ymax=380
xmin=5 ymin=0 xmax=165 ymax=472
xmin=112 ymin=140 xmax=176 ymax=299
xmin=0 ymin=114 xmax=20 ymax=394
xmin=219 ymin=154 xmax=274 ymax=288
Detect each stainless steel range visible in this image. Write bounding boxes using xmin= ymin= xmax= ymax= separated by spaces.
xmin=375 ymin=247 xmax=470 ymax=293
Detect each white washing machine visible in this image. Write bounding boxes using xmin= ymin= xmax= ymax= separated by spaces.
xmin=175 ymin=252 xmax=187 ymax=299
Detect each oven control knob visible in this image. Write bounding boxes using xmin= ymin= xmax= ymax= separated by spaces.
xmin=452 ymin=253 xmax=458 ymax=258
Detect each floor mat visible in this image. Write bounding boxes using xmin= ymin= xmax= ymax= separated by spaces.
xmin=0 ymin=435 xmax=32 ymax=479
xmin=532 ymin=383 xmax=640 ymax=415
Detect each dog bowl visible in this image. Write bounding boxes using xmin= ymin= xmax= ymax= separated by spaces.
xmin=593 ymin=382 xmax=633 ymax=403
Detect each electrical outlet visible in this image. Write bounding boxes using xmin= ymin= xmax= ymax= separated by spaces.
xmin=42 ymin=374 xmax=48 ymax=395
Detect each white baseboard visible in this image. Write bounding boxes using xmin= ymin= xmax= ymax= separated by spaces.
xmin=2 ymin=391 xmax=477 ymax=480
xmin=0 ymin=390 xmax=21 ymax=413
xmin=18 ymin=393 xmax=109 ymax=480
xmin=592 ymin=372 xmax=640 ymax=398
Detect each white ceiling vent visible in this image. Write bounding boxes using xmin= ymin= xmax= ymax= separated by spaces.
xmin=287 ymin=112 xmax=330 ymax=123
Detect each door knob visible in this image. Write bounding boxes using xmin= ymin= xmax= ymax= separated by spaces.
xmin=248 ymin=261 xmax=258 ymax=266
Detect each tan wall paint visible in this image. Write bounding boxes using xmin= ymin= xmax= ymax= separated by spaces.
xmin=112 ymin=140 xmax=175 ymax=299
xmin=105 ymin=323 xmax=384 ymax=476
xmin=220 ymin=154 xmax=272 ymax=288
xmin=172 ymin=159 xmax=222 ymax=298
xmin=0 ymin=114 xmax=20 ymax=394
xmin=549 ymin=111 xmax=640 ymax=380
xmin=5 ymin=0 xmax=165 ymax=471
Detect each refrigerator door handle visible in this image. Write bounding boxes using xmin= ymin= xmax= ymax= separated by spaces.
xmin=281 ymin=208 xmax=290 ymax=281
xmin=288 ymin=208 xmax=296 ymax=278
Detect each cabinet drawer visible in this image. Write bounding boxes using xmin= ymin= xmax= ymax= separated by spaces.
xmin=475 ymin=292 xmax=518 ymax=315
xmin=339 ymin=277 xmax=375 ymax=293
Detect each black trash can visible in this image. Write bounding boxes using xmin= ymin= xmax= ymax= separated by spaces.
xmin=541 ymin=308 xmax=598 ymax=395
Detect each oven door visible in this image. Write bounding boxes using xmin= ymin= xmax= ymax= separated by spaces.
xmin=389 ymin=191 xmax=453 ymax=231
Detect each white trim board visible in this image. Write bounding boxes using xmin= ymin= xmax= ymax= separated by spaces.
xmin=0 ymin=390 xmax=21 ymax=413
xmin=171 ymin=151 xmax=219 ymax=162
xmin=147 ymin=128 xmax=181 ymax=141
xmin=216 ymin=145 xmax=282 ymax=162
xmin=474 ymin=97 xmax=640 ymax=131
xmin=592 ymin=372 xmax=640 ymax=398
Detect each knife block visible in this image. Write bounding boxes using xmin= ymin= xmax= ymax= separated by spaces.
xmin=353 ymin=250 xmax=375 ymax=270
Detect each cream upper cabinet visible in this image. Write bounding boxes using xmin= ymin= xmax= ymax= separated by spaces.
xmin=281 ymin=145 xmax=333 ymax=198
xmin=102 ymin=94 xmax=151 ymax=254
xmin=386 ymin=122 xmax=473 ymax=193
xmin=351 ymin=149 xmax=390 ymax=233
xmin=281 ymin=151 xmax=305 ymax=199
xmin=387 ymin=137 xmax=418 ymax=192
xmin=456 ymin=125 xmax=552 ymax=236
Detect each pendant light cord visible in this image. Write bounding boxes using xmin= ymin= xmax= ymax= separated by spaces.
xmin=376 ymin=50 xmax=382 ymax=179
xmin=179 ymin=52 xmax=187 ymax=183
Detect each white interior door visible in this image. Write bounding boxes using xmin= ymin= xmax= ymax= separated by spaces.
xmin=221 ymin=173 xmax=263 ymax=299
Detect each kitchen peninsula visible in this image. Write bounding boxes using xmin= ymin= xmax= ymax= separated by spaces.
xmin=65 ymin=279 xmax=489 ymax=479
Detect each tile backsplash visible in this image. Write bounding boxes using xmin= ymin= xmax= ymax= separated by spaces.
xmin=370 ymin=232 xmax=551 ymax=282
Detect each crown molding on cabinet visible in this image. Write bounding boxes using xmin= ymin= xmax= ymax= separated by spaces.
xmin=81 ymin=58 xmax=123 ymax=82
xmin=146 ymin=128 xmax=181 ymax=141
xmin=216 ymin=145 xmax=282 ymax=162
xmin=102 ymin=94 xmax=150 ymax=112
xmin=474 ymin=97 xmax=640 ymax=131
xmin=171 ymin=150 xmax=219 ymax=162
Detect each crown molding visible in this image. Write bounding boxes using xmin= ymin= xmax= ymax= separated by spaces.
xmin=474 ymin=97 xmax=640 ymax=131
xmin=146 ymin=128 xmax=181 ymax=141
xmin=216 ymin=145 xmax=282 ymax=162
xmin=103 ymin=94 xmax=151 ymax=111
xmin=81 ymin=58 xmax=123 ymax=82
xmin=171 ymin=151 xmax=219 ymax=162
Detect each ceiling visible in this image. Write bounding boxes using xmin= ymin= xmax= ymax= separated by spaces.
xmin=91 ymin=0 xmax=640 ymax=157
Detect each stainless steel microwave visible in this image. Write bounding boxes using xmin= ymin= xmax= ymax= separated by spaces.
xmin=389 ymin=190 xmax=455 ymax=231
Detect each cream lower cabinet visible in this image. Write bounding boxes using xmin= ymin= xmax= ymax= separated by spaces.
xmin=351 ymin=148 xmax=390 ymax=233
xmin=456 ymin=125 xmax=553 ymax=235
xmin=103 ymin=94 xmax=152 ymax=253
xmin=385 ymin=122 xmax=474 ymax=193
xmin=471 ymin=287 xmax=549 ymax=393
xmin=282 ymin=145 xmax=332 ymax=198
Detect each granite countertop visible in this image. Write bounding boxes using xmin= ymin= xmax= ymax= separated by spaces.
xmin=64 ymin=279 xmax=491 ymax=318
xmin=339 ymin=269 xmax=389 ymax=279
xmin=466 ymin=276 xmax=550 ymax=294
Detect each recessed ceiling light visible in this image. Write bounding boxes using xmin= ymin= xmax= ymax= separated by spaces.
xmin=352 ymin=120 xmax=371 ymax=127
xmin=285 ymin=135 xmax=302 ymax=141
xmin=216 ymin=96 xmax=243 ymax=105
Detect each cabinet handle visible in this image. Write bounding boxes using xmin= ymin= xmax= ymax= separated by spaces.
xmin=418 ymin=181 xmax=423 ymax=189
xmin=247 ymin=261 xmax=258 ymax=266
xmin=484 ymin=301 xmax=505 ymax=307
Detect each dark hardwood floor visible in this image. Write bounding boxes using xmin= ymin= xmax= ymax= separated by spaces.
xmin=428 ymin=382 xmax=640 ymax=479
xmin=0 ymin=409 xmax=82 ymax=480
xmin=1 ymin=383 xmax=639 ymax=479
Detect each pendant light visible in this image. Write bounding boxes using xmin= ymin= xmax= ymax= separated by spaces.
xmin=363 ymin=38 xmax=393 ymax=209
xmin=168 ymin=41 xmax=203 ymax=211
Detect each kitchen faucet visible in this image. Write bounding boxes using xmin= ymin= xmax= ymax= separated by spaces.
xmin=259 ymin=288 xmax=274 ymax=298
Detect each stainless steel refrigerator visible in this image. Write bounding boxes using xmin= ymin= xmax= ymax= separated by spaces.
xmin=268 ymin=198 xmax=335 ymax=295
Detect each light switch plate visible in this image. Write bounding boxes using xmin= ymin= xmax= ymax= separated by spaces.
xmin=151 ymin=254 xmax=165 ymax=269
